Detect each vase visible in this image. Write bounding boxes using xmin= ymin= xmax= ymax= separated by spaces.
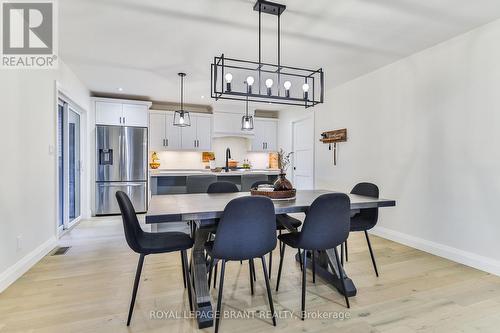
xmin=274 ymin=173 xmax=293 ymax=191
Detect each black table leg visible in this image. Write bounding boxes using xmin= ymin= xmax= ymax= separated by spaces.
xmin=295 ymin=248 xmax=357 ymax=297
xmin=190 ymin=223 xmax=214 ymax=328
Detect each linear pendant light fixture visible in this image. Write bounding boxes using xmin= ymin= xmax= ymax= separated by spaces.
xmin=211 ymin=0 xmax=324 ymax=108
xmin=173 ymin=72 xmax=191 ymax=127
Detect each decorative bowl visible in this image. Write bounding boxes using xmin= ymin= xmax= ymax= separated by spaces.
xmin=250 ymin=188 xmax=296 ymax=200
xmin=149 ymin=162 xmax=160 ymax=169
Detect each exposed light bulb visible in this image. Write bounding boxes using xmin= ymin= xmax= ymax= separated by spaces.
xmin=179 ymin=115 xmax=185 ymax=124
xmin=302 ymin=83 xmax=310 ymax=92
xmin=246 ymin=76 xmax=255 ymax=86
xmin=244 ymin=120 xmax=250 ymax=128
xmin=284 ymin=81 xmax=291 ymax=90
xmin=265 ymin=79 xmax=273 ymax=88
xmin=225 ymin=73 xmax=233 ymax=83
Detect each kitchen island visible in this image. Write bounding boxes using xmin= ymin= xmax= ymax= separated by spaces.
xmin=149 ymin=169 xmax=280 ymax=195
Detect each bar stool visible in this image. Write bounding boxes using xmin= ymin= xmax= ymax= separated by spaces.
xmin=115 ymin=191 xmax=194 ymax=326
xmin=275 ymin=193 xmax=351 ymax=319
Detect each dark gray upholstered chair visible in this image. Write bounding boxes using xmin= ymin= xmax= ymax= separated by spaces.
xmin=205 ymin=196 xmax=277 ymax=333
xmin=275 ymin=193 xmax=351 ymax=319
xmin=241 ymin=173 xmax=269 ymax=192
xmin=186 ymin=174 xmax=217 ymax=194
xmin=115 ymin=191 xmax=193 ymax=326
xmin=342 ymin=183 xmax=380 ymax=276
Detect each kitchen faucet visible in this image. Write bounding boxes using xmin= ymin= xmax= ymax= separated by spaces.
xmin=225 ymin=147 xmax=231 ymax=172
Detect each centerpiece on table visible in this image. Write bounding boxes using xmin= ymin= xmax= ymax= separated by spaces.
xmin=251 ymin=149 xmax=296 ymax=200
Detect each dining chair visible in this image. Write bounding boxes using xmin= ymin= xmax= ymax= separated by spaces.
xmin=275 ymin=193 xmax=351 ymax=319
xmin=251 ymin=180 xmax=303 ymax=279
xmin=115 ymin=191 xmax=194 ymax=326
xmin=205 ymin=196 xmax=277 ymax=333
xmin=186 ymin=174 xmax=217 ymax=194
xmin=342 ymin=182 xmax=380 ymax=276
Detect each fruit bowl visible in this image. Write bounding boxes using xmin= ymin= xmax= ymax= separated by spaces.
xmin=149 ymin=162 xmax=160 ymax=169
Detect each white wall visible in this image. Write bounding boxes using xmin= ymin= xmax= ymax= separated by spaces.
xmin=279 ymin=18 xmax=500 ymax=275
xmin=0 ymin=61 xmax=90 ymax=291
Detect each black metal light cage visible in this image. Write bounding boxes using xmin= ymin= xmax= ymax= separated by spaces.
xmin=210 ymin=0 xmax=324 ymax=108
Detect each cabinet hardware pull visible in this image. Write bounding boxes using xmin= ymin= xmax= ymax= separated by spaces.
xmin=166 ymin=139 xmax=168 ymax=146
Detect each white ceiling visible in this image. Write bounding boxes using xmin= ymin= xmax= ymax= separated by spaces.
xmin=60 ymin=0 xmax=500 ymax=110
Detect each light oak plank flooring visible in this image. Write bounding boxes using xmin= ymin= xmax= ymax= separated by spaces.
xmin=1 ymin=217 xmax=500 ymax=333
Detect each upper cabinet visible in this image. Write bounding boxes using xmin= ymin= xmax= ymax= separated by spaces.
xmin=251 ymin=118 xmax=278 ymax=152
xmin=94 ymin=98 xmax=151 ymax=127
xmin=213 ymin=111 xmax=255 ymax=137
xmin=149 ymin=111 xmax=212 ymax=151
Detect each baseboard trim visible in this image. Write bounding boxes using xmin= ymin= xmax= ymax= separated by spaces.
xmin=0 ymin=236 xmax=58 ymax=293
xmin=371 ymin=226 xmax=500 ymax=276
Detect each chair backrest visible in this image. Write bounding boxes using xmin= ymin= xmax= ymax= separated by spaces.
xmin=207 ymin=181 xmax=239 ymax=193
xmin=298 ymin=193 xmax=351 ymax=250
xmin=115 ymin=191 xmax=144 ymax=254
xmin=350 ymin=182 xmax=379 ymax=229
xmin=212 ymin=196 xmax=277 ymax=260
xmin=186 ymin=175 xmax=217 ymax=193
xmin=251 ymin=180 xmax=273 ymax=189
xmin=241 ymin=174 xmax=269 ymax=191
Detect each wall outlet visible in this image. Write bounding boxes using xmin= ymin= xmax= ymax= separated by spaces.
xmin=16 ymin=235 xmax=22 ymax=251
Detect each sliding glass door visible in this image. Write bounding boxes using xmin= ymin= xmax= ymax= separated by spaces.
xmin=57 ymin=98 xmax=82 ymax=233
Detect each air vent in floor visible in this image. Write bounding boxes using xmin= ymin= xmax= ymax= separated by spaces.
xmin=51 ymin=246 xmax=71 ymax=256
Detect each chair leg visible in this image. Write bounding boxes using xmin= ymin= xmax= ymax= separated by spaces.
xmin=301 ymin=249 xmax=307 ymax=320
xmin=345 ymin=239 xmax=349 ymax=262
xmin=208 ymin=257 xmax=214 ymax=289
xmin=181 ymin=251 xmax=187 ymax=289
xmin=260 ymin=256 xmax=277 ymax=326
xmin=298 ymin=249 xmax=303 ymax=271
xmin=181 ymin=250 xmax=193 ymax=311
xmin=127 ymin=254 xmax=145 ymax=326
xmin=249 ymin=260 xmax=254 ymax=295
xmin=268 ymin=251 xmax=273 ymax=279
xmin=312 ymin=250 xmax=316 ymax=283
xmin=365 ymin=231 xmax=379 ymax=277
xmin=333 ymin=247 xmax=350 ymax=308
xmin=215 ymin=260 xmax=226 ymax=333
xmin=213 ymin=261 xmax=218 ymax=288
xmin=251 ymin=259 xmax=257 ymax=281
xmin=275 ymin=243 xmax=286 ymax=291
xmin=340 ymin=243 xmax=344 ymax=266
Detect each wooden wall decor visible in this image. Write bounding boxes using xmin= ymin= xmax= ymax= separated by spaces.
xmin=320 ymin=129 xmax=347 ymax=166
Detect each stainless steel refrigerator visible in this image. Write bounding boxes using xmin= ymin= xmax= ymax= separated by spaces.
xmin=95 ymin=125 xmax=147 ymax=215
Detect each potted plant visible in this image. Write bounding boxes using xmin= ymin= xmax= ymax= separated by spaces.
xmin=274 ymin=149 xmax=293 ymax=191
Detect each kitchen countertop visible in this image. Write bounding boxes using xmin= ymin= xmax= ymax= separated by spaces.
xmin=149 ymin=169 xmax=280 ymax=177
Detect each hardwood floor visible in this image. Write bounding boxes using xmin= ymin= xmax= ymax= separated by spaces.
xmin=1 ymin=217 xmax=500 ymax=333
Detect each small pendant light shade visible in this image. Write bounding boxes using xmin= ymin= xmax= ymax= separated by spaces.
xmin=173 ymin=72 xmax=191 ymax=127
xmin=174 ymin=110 xmax=191 ymax=127
xmin=241 ymin=89 xmax=254 ymax=130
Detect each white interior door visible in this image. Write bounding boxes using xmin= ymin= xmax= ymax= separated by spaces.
xmin=292 ymin=115 xmax=314 ymax=190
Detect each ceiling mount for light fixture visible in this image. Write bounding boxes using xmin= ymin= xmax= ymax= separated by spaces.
xmin=211 ymin=0 xmax=324 ymax=108
xmin=173 ymin=72 xmax=191 ymax=127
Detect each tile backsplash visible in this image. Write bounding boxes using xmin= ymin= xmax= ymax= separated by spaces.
xmin=151 ymin=137 xmax=271 ymax=169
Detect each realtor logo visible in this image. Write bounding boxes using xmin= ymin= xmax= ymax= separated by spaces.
xmin=1 ymin=0 xmax=58 ymax=68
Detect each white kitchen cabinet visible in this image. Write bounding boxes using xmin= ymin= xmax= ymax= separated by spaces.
xmin=195 ymin=116 xmax=212 ymax=150
xmin=122 ymin=103 xmax=149 ymax=127
xmin=149 ymin=111 xmax=181 ymax=151
xmin=95 ymin=101 xmax=122 ymax=126
xmin=213 ymin=112 xmax=254 ymax=136
xmin=94 ymin=98 xmax=151 ymax=127
xmin=251 ymin=118 xmax=278 ymax=152
xmin=180 ymin=114 xmax=212 ymax=150
xmin=149 ymin=111 xmax=212 ymax=151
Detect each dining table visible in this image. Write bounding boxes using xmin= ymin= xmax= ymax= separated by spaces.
xmin=146 ymin=189 xmax=396 ymax=328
